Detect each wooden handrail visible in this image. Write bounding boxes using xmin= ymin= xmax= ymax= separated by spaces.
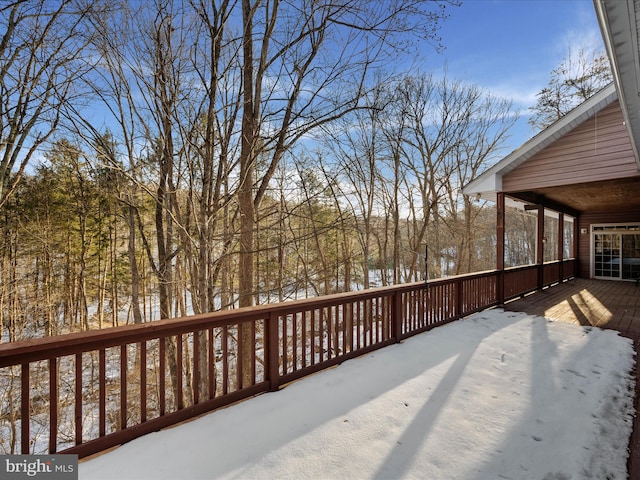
xmin=0 ymin=269 xmax=502 ymax=366
xmin=0 ymin=261 xmax=574 ymax=458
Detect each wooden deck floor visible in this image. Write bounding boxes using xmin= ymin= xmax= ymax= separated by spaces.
xmin=503 ymin=277 xmax=640 ymax=478
xmin=504 ymin=277 xmax=640 ymax=339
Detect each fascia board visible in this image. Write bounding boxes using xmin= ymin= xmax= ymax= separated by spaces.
xmin=594 ymin=0 xmax=640 ymax=169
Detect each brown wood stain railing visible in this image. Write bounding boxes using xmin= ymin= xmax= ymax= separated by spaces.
xmin=0 ymin=260 xmax=575 ymax=458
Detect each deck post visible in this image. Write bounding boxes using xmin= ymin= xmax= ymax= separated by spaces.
xmin=392 ymin=290 xmax=403 ymax=342
xmin=573 ymin=217 xmax=579 ymax=276
xmin=456 ymin=277 xmax=464 ymax=319
xmin=558 ymin=213 xmax=564 ymax=283
xmin=537 ymin=205 xmax=544 ymax=290
xmin=267 ymin=312 xmax=280 ymax=392
xmin=21 ymin=363 xmax=30 ymax=454
xmin=496 ymin=192 xmax=505 ymax=305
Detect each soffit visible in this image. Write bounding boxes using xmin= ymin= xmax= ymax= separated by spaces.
xmin=506 ymin=176 xmax=640 ymax=215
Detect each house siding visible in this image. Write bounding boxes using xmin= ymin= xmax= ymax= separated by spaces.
xmin=577 ymin=210 xmax=640 ymax=278
xmin=503 ymin=101 xmax=638 ymax=191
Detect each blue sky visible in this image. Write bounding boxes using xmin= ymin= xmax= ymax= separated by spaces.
xmin=421 ymin=0 xmax=604 ymax=153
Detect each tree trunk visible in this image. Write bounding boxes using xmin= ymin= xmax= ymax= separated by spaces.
xmin=238 ymin=0 xmax=258 ymax=388
xmin=128 ymin=200 xmax=144 ymax=325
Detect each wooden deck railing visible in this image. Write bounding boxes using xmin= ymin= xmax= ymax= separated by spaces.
xmin=0 ymin=260 xmax=575 ymax=458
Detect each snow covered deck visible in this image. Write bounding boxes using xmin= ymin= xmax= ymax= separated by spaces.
xmin=505 ymin=277 xmax=640 ymax=477
xmin=6 ymin=270 xmax=639 ymax=477
xmin=79 ymin=308 xmax=635 ymax=479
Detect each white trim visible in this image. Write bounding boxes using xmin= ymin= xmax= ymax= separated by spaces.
xmin=591 ymin=222 xmax=640 ymax=232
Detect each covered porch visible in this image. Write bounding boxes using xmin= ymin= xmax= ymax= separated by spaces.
xmin=462 ymin=5 xmax=640 ymax=472
xmin=465 ymin=83 xmax=640 ymax=289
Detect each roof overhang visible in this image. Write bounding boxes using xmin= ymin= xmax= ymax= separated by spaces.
xmin=462 ymin=83 xmax=618 ymax=206
xmin=594 ymin=0 xmax=640 ymax=169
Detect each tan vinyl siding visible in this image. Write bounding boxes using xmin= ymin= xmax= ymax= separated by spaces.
xmin=503 ymin=101 xmax=638 ymax=191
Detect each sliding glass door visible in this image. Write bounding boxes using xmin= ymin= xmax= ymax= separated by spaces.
xmin=593 ymin=226 xmax=640 ymax=280
xmin=594 ymin=232 xmax=620 ymax=278
xmin=622 ymin=234 xmax=640 ymax=280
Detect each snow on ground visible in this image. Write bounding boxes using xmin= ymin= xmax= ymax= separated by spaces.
xmin=80 ymin=309 xmax=636 ymax=480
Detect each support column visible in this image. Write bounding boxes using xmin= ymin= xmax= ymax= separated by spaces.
xmin=558 ymin=213 xmax=564 ymax=282
xmin=537 ymin=206 xmax=544 ymax=290
xmin=573 ymin=216 xmax=579 ymax=277
xmin=496 ymin=193 xmax=505 ymax=305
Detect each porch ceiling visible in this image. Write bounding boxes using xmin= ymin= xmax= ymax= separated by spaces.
xmin=506 ymin=175 xmax=640 ymax=215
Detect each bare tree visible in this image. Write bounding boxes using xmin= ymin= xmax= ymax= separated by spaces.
xmin=79 ymin=0 xmax=191 ymax=407
xmin=529 ymin=47 xmax=612 ymax=130
xmin=444 ymin=90 xmax=514 ymax=274
xmin=187 ymin=0 xmax=238 ymax=316
xmin=81 ymin=2 xmax=148 ymax=326
xmin=390 ymin=74 xmax=461 ymax=280
xmin=378 ymin=74 xmax=515 ymax=279
xmin=325 ymin=83 xmax=392 ymax=289
xmin=237 ymin=0 xmax=455 ymax=297
xmin=0 ymin=0 xmax=103 ymax=210
xmin=235 ymin=0 xmax=455 ymax=384
xmin=83 ymin=0 xmax=189 ymax=324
